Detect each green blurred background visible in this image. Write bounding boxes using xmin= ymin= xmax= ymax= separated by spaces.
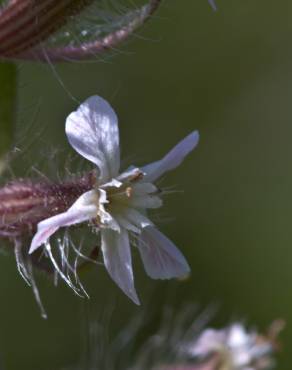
xmin=0 ymin=0 xmax=292 ymax=368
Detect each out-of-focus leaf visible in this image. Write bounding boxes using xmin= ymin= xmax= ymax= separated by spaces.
xmin=0 ymin=62 xmax=16 ymax=173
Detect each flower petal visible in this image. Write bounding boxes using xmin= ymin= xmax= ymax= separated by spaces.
xmin=66 ymin=95 xmax=120 ymax=182
xmin=128 ymin=194 xmax=162 ymax=209
xmin=138 ymin=226 xmax=190 ymax=279
xmin=101 ymin=228 xmax=140 ymax=304
xmin=208 ymin=0 xmax=217 ymax=11
xmin=113 ymin=207 xmax=153 ymax=233
xmin=98 ymin=189 xmax=120 ymax=232
xmin=228 ymin=324 xmax=250 ymax=349
xmin=132 ymin=182 xmax=158 ymax=195
xmin=142 ymin=131 xmax=199 ymax=182
xmin=115 ymin=215 xmax=141 ymax=234
xmin=29 ymin=191 xmax=98 ymax=254
xmin=117 ymin=167 xmax=143 ymax=183
xmin=188 ymin=329 xmax=227 ymax=357
xmin=102 ymin=178 xmax=122 ymax=188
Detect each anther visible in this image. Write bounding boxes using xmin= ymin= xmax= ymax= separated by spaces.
xmin=125 ymin=187 xmax=133 ymax=198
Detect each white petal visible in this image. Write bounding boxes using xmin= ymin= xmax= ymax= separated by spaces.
xmin=138 ymin=226 xmax=190 ymax=279
xmin=128 ymin=194 xmax=162 ymax=209
xmin=102 ymin=178 xmax=122 ymax=188
xmin=132 ymin=182 xmax=158 ymax=195
xmin=66 ymin=96 xmax=120 ymax=182
xmin=117 ymin=167 xmax=143 ymax=183
xmin=101 ymin=229 xmax=140 ymax=304
xmin=115 ymin=215 xmax=140 ymax=234
xmin=112 ymin=208 xmax=153 ymax=234
xmin=109 ymin=202 xmax=152 ymax=232
xmin=228 ymin=325 xmax=250 ymax=348
xmin=123 ymin=208 xmax=153 ymax=229
xmin=208 ymin=0 xmax=217 ymax=11
xmin=189 ymin=329 xmax=226 ymax=357
xmin=29 ymin=191 xmax=98 ymax=254
xmin=129 ymin=183 xmax=161 ymax=208
xmin=142 ymin=131 xmax=199 ymax=182
xmin=98 ymin=189 xmax=120 ymax=232
xmin=69 ymin=189 xmax=99 ymax=211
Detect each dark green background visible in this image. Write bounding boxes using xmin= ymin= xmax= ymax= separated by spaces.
xmin=0 ymin=0 xmax=291 ymax=368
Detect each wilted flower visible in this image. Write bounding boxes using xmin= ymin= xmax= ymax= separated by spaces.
xmin=185 ymin=323 xmax=277 ymax=370
xmin=65 ymin=304 xmax=282 ymax=370
xmin=28 ymin=95 xmax=199 ymax=304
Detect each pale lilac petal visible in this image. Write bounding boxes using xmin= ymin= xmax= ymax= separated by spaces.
xmin=128 ymin=194 xmax=162 ymax=209
xmin=132 ymin=183 xmax=158 ymax=195
xmin=98 ymin=189 xmax=120 ymax=232
xmin=142 ymin=131 xmax=199 ymax=183
xmin=138 ymin=226 xmax=190 ymax=279
xmin=129 ymin=183 xmax=162 ymax=208
xmin=102 ymin=178 xmax=122 ymax=188
xmin=29 ymin=191 xmax=98 ymax=254
xmin=114 ymin=215 xmax=140 ymax=234
xmin=208 ymin=0 xmax=217 ymax=11
xmin=65 ymin=96 xmax=120 ymax=182
xmin=114 ymin=208 xmax=153 ymax=232
xmin=188 ymin=329 xmax=227 ymax=357
xmin=117 ymin=167 xmax=143 ymax=183
xmin=122 ymin=208 xmax=153 ymax=229
xmin=228 ymin=325 xmax=250 ymax=348
xmin=101 ymin=228 xmax=140 ymax=304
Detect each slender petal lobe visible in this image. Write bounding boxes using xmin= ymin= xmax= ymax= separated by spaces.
xmin=66 ymin=96 xmax=120 ymax=182
xmin=138 ymin=226 xmax=190 ymax=279
xmin=208 ymin=0 xmax=217 ymax=11
xmin=117 ymin=167 xmax=142 ymax=182
xmin=29 ymin=191 xmax=98 ymax=254
xmin=101 ymin=228 xmax=140 ymax=304
xmin=118 ymin=208 xmax=153 ymax=231
xmin=142 ymin=131 xmax=199 ymax=182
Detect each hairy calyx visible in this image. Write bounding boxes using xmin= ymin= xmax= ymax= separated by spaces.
xmin=0 ymin=172 xmax=95 ymax=239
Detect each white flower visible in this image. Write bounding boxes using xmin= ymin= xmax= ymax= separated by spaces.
xmin=187 ymin=323 xmax=274 ymax=370
xmin=29 ymin=95 xmax=199 ymax=304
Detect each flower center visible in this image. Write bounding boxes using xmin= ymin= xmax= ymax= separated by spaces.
xmin=106 ymin=184 xmax=135 ymax=208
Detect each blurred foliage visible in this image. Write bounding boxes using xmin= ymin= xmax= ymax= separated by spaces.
xmin=0 ymin=63 xmax=16 ymax=173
